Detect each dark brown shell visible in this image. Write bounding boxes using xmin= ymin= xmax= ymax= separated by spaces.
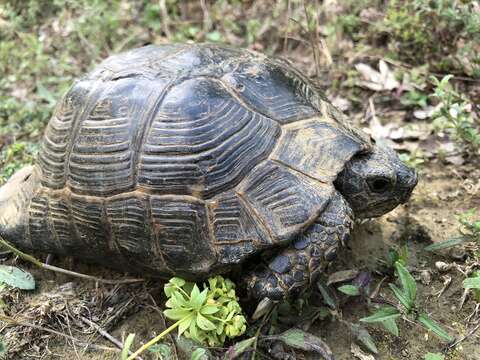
xmin=6 ymin=44 xmax=372 ymax=278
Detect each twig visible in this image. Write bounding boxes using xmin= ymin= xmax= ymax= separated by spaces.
xmin=79 ymin=316 xmax=144 ymax=360
xmin=250 ymin=303 xmax=276 ymax=360
xmin=159 ymin=0 xmax=172 ymax=39
xmin=381 ymin=57 xmax=480 ymax=83
xmin=446 ymin=321 xmax=480 ymax=351
xmin=63 ymin=306 xmax=80 ymax=360
xmin=0 ymin=235 xmax=144 ymax=285
xmin=147 ymin=294 xmax=179 ymax=360
xmin=302 ymin=0 xmax=321 ymax=78
xmin=0 ymin=313 xmax=117 ymax=353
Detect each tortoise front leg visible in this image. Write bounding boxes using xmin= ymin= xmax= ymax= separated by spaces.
xmin=246 ymin=192 xmax=353 ymax=300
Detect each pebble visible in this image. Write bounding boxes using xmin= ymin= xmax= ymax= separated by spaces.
xmin=435 ymin=261 xmax=452 ymax=272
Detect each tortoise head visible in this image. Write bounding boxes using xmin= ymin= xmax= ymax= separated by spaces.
xmin=334 ymin=143 xmax=417 ymax=218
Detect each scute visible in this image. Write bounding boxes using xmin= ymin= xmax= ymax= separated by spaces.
xmin=271 ymin=118 xmax=371 ymax=182
xmin=138 ymin=77 xmax=281 ymax=198
xmin=237 ymin=160 xmax=334 ymax=244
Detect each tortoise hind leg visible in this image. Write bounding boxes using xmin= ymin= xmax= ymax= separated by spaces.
xmin=246 ymin=192 xmax=353 ymax=300
xmin=0 ymin=166 xmax=39 ymax=249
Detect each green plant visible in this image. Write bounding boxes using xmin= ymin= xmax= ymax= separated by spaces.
xmin=457 ymin=208 xmax=480 ymax=242
xmin=164 ymin=276 xmax=246 ymax=346
xmin=425 ymin=208 xmax=480 ymax=251
xmin=361 ymin=261 xmax=453 ymax=342
xmin=121 ymin=333 xmax=135 ymax=360
xmin=399 ymin=150 xmax=425 ymax=169
xmin=127 ymin=276 xmax=246 ymax=360
xmin=383 ymin=0 xmax=480 ymax=74
xmin=430 ymin=75 xmax=480 ymax=155
xmin=0 ymin=141 xmax=39 ymax=184
xmin=424 ymin=353 xmax=444 ymax=360
xmin=463 ymin=271 xmax=480 ymax=303
xmin=387 ymin=245 xmax=409 ymax=268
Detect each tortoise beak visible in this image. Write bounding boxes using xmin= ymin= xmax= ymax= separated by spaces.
xmin=399 ymin=169 xmax=418 ymax=204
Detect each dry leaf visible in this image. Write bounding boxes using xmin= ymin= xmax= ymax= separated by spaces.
xmin=351 ymin=343 xmax=376 ymax=360
xmin=355 ymin=60 xmax=399 ymax=91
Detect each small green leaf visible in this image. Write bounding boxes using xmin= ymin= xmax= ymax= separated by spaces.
xmin=346 ymin=322 xmax=378 ymax=354
xmin=191 ymin=348 xmax=209 ymax=360
xmin=463 ymin=276 xmax=480 ymax=290
xmin=200 ymin=305 xmax=219 ymax=315
xmin=418 ymin=314 xmax=453 ymax=342
xmin=170 ymin=277 xmax=186 ymax=287
xmin=267 ymin=329 xmax=334 ymax=360
xmin=121 ymin=333 xmax=135 ymax=360
xmin=196 ymin=313 xmax=217 ymax=331
xmin=360 ymin=307 xmax=401 ymax=323
xmin=0 ymin=265 xmax=35 ymax=290
xmin=172 ymin=291 xmax=189 ymax=307
xmin=424 ymin=353 xmax=445 ymax=360
xmin=395 ymin=262 xmax=417 ymax=304
xmin=148 ymin=343 xmax=172 ymax=358
xmin=190 ymin=284 xmax=201 ymax=304
xmin=190 ymin=288 xmax=208 ymax=309
xmin=224 ymin=337 xmax=256 ymax=359
xmin=338 ymin=284 xmax=360 ymax=296
xmin=424 ymin=237 xmax=467 ymax=251
xmin=381 ymin=318 xmax=399 ymax=336
xmin=178 ymin=315 xmax=194 ymax=337
xmin=164 ymin=308 xmax=192 ymax=321
xmin=389 ymin=283 xmax=413 ymax=311
xmin=316 ymin=280 xmax=338 ymax=309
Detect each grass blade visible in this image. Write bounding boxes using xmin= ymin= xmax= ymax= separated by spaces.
xmin=266 ymin=329 xmax=334 ymax=360
xmin=381 ymin=318 xmax=399 ymax=336
xmin=224 ymin=337 xmax=256 ymax=359
xmin=389 ymin=283 xmax=413 ymax=311
xmin=360 ymin=307 xmax=401 ymax=323
xmin=338 ymin=284 xmax=360 ymax=296
xmin=121 ymin=333 xmax=135 ymax=360
xmin=346 ymin=322 xmax=378 ymax=354
xmin=424 ymin=237 xmax=467 ymax=251
xmin=418 ymin=314 xmax=453 ymax=342
xmin=394 ymin=262 xmax=417 ymax=304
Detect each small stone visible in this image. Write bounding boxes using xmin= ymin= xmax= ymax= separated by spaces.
xmin=435 ymin=261 xmax=452 ymax=272
xmin=419 ymin=270 xmax=432 ymax=285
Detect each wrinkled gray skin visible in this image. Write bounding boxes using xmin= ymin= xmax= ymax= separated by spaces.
xmin=335 ymin=143 xmax=418 ymax=218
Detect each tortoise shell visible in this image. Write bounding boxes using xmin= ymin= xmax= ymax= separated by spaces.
xmin=16 ymin=44 xmax=372 ymax=278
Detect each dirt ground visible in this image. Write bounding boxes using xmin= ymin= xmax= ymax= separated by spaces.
xmin=1 ymin=1 xmax=479 ymax=359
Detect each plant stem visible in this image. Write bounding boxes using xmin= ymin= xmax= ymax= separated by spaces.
xmin=0 ymin=235 xmax=144 ymax=285
xmin=127 ymin=319 xmax=182 ymax=360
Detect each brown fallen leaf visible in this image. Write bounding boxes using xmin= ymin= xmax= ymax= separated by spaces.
xmin=355 ymin=60 xmax=399 ymax=91
xmin=351 ymin=343 xmax=376 ymax=360
xmin=327 ymin=269 xmax=359 ymax=285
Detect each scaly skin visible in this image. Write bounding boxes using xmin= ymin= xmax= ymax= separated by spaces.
xmin=246 ymin=192 xmax=353 ymax=300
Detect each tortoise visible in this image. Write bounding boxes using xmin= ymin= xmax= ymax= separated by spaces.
xmin=0 ymin=43 xmax=417 ymax=301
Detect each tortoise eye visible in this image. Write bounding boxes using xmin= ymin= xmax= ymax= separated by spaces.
xmin=368 ymin=177 xmax=391 ymax=193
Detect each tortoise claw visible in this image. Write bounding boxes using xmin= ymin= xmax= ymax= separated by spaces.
xmin=252 ymin=297 xmax=275 ymax=320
